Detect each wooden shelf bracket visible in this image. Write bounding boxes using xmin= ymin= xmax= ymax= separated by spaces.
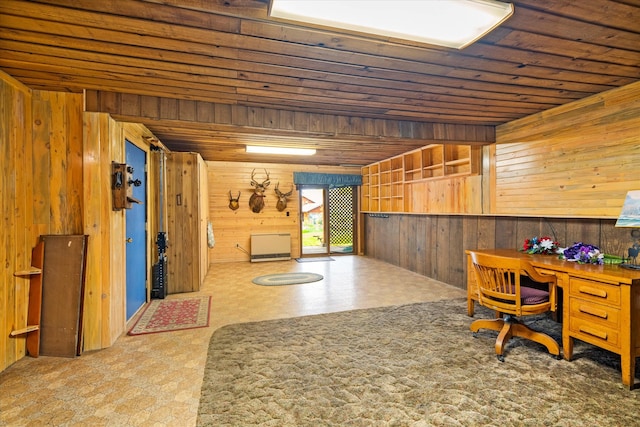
xmin=11 ymin=240 xmax=45 ymax=357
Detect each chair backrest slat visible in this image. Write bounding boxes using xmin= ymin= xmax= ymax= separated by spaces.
xmin=469 ymin=251 xmax=556 ymax=316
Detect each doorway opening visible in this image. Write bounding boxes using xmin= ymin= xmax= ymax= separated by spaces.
xmin=300 ymin=186 xmax=356 ymax=257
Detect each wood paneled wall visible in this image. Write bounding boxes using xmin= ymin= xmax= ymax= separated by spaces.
xmin=83 ymin=117 xmax=158 ymax=348
xmin=492 ymin=81 xmax=640 ymax=217
xmin=82 ymin=113 xmax=136 ymax=348
xmin=404 ymin=175 xmax=483 ymax=214
xmin=365 ymin=214 xmax=631 ymax=290
xmin=0 ymin=73 xmax=87 ymax=371
xmin=1 ymin=72 xmax=33 ymax=371
xmin=206 ymin=161 xmax=360 ymax=263
xmin=165 ymin=152 xmax=209 ymax=293
xmin=365 ymin=82 xmax=640 ymax=286
xmin=1 ymin=72 xmax=159 ymax=372
xmin=86 ymin=90 xmax=496 ymax=166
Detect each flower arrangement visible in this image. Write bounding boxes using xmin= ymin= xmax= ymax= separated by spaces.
xmin=560 ymin=242 xmax=604 ymax=265
xmin=521 ymin=236 xmax=559 ymax=255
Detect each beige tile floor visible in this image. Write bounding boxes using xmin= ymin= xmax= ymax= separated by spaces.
xmin=0 ymin=255 xmax=466 ymax=426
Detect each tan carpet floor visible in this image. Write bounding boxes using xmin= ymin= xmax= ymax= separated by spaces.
xmin=0 ymin=255 xmax=466 ymax=426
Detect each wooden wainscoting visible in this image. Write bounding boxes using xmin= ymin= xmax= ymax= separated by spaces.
xmin=364 ymin=214 xmax=631 ymax=291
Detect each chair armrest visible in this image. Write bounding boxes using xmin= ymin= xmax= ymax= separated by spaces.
xmin=521 ymin=261 xmax=557 ymax=311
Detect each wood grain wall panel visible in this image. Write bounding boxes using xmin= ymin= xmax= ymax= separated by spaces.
xmin=564 ymin=219 xmax=602 ymax=250
xmin=494 ymin=217 xmax=518 ymax=249
xmin=11 ymin=81 xmax=32 ymax=363
xmin=31 ymin=95 xmax=52 ymax=226
xmin=81 ymin=111 xmax=106 ymax=350
xmin=365 ymin=215 xmax=631 ymax=291
xmin=165 ymin=152 xmax=208 ymax=293
xmin=434 ymin=217 xmax=451 ymax=284
xmin=379 ymin=215 xmax=400 ymax=266
xmin=460 ymin=217 xmax=479 ymax=290
xmin=601 ymin=221 xmax=635 ymax=259
xmin=207 ymin=161 xmax=359 ymax=263
xmin=82 ymin=112 xmax=129 ymax=349
xmin=416 ymin=216 xmax=432 ymax=276
xmin=398 ymin=215 xmax=417 ymax=273
xmin=107 ymin=116 xmax=125 ymax=345
xmin=425 ymin=216 xmax=439 ymax=279
xmin=494 ymin=82 xmax=640 ymax=217
xmin=0 ymin=73 xmax=32 ymax=370
xmin=397 ymin=175 xmax=482 ymax=214
xmin=86 ymin=90 xmax=495 ymax=166
xmin=1 ymin=77 xmax=96 ymax=371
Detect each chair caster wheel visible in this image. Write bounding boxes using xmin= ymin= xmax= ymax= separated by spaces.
xmin=472 ymin=332 xmax=478 ymax=338
xmin=554 ymin=355 xmax=561 ymax=360
xmin=497 ymin=355 xmax=505 ymax=362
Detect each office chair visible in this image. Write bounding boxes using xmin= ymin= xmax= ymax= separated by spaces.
xmin=468 ymin=251 xmax=560 ymax=362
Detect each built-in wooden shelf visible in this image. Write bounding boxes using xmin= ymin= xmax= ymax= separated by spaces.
xmin=361 ymin=143 xmax=482 ymax=214
xmin=11 ymin=241 xmax=45 ymax=357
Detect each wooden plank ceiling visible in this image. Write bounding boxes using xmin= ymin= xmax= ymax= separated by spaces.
xmin=1 ymin=0 xmax=639 ymax=165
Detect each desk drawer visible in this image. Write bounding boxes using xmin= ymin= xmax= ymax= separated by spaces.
xmin=569 ymin=298 xmax=620 ymax=330
xmin=569 ymin=278 xmax=620 ymax=306
xmin=569 ymin=314 xmax=620 ymax=349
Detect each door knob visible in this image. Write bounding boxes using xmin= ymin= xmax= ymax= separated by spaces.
xmin=126 ymin=238 xmax=133 ymax=243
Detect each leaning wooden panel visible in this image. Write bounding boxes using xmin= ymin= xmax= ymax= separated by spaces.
xmin=39 ymin=235 xmax=88 ymax=358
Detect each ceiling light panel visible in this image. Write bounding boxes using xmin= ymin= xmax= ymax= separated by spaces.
xmin=246 ymin=145 xmax=317 ymax=156
xmin=269 ymin=0 xmax=514 ymax=49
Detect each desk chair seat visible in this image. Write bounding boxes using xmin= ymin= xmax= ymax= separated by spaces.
xmin=469 ymin=251 xmax=561 ymax=362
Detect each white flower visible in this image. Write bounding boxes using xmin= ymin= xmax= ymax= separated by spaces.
xmin=540 ymin=239 xmax=555 ymax=250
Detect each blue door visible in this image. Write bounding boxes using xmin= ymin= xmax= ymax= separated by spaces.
xmin=126 ymin=141 xmax=147 ymax=320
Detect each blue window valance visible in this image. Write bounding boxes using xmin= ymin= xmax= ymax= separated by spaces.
xmin=293 ymin=172 xmax=362 ymax=188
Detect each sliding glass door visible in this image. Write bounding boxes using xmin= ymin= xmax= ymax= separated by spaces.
xmin=301 ymin=188 xmax=328 ymax=256
xmin=300 ymin=186 xmax=356 ymax=257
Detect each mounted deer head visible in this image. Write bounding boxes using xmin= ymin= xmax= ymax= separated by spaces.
xmin=228 ymin=191 xmax=240 ymax=210
xmin=274 ymin=183 xmax=294 ymax=212
xmin=249 ymin=169 xmax=270 ymax=213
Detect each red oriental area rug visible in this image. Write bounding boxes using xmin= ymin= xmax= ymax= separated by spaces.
xmin=128 ymin=296 xmax=211 ymax=335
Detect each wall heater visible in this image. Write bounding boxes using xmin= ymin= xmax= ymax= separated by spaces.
xmin=250 ymin=233 xmax=291 ymax=262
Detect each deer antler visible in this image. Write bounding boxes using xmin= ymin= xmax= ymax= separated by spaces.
xmin=250 ymin=169 xmax=270 ymax=189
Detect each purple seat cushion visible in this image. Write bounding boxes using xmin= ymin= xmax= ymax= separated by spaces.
xmin=520 ymin=286 xmax=549 ymax=305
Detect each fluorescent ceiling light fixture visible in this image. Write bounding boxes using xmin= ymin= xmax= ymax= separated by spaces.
xmin=268 ymin=0 xmax=514 ymax=49
xmin=246 ymin=145 xmax=316 ymax=156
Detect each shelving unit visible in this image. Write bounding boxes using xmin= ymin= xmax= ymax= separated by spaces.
xmin=444 ymin=145 xmax=480 ymax=176
xmin=369 ymin=163 xmax=380 ymax=212
xmin=361 ymin=165 xmax=371 ymax=211
xmin=11 ymin=241 xmax=45 ymax=357
xmin=361 ymin=143 xmax=482 ymax=214
xmin=421 ymin=145 xmax=444 ymax=179
xmin=379 ymin=159 xmax=392 ymax=212
xmin=391 ymin=156 xmax=404 ymax=212
xmin=403 ymin=150 xmax=422 ymax=181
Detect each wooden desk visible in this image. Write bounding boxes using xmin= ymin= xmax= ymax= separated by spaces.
xmin=466 ymin=248 xmax=640 ymax=389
